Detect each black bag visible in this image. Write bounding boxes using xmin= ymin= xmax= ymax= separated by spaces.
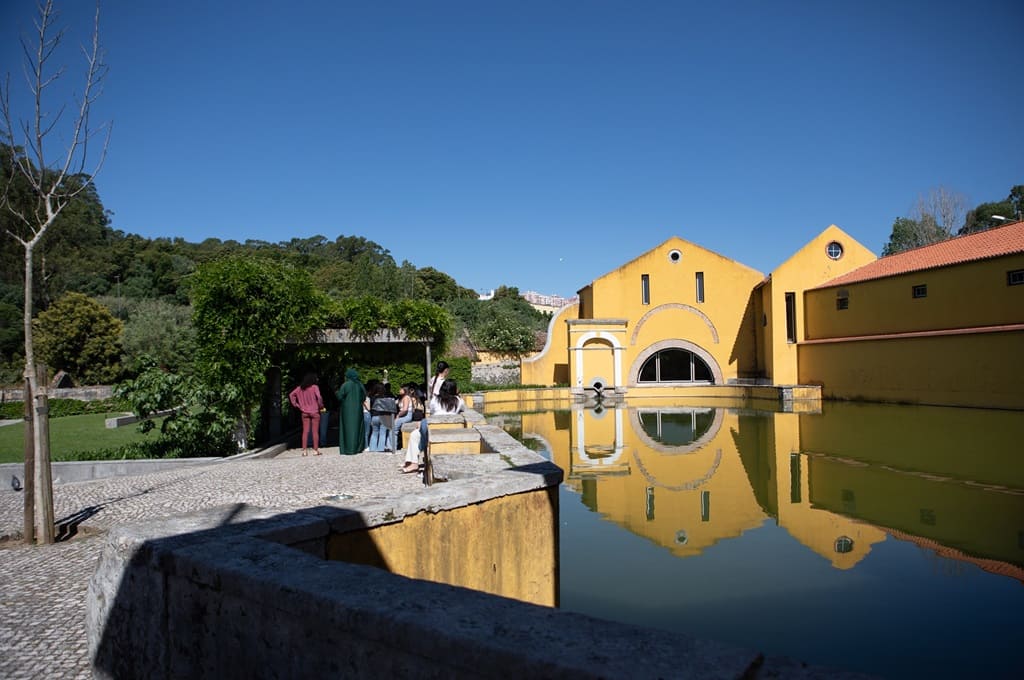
xmin=411 ymin=408 xmax=425 ymax=421
xmin=371 ymin=396 xmax=398 ymax=415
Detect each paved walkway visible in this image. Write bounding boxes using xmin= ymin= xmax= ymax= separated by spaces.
xmin=0 ymin=447 xmax=422 ymax=679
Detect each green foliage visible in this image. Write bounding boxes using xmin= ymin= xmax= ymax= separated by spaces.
xmin=880 ymin=216 xmax=948 ymax=256
xmin=115 ymin=358 xmax=236 ymax=456
xmin=960 ymin=190 xmax=1021 ymax=235
xmin=472 ymin=316 xmax=536 ymax=355
xmin=470 ymin=294 xmax=546 ymax=355
xmin=329 ymin=296 xmax=452 ymax=348
xmin=0 ymin=300 xmax=21 ymax=368
xmin=0 ymin=145 xmax=113 ymax=308
xmin=189 ymin=256 xmax=328 ymax=442
xmin=32 ymin=292 xmax=123 ymax=383
xmin=108 ymin=297 xmax=197 ymax=375
xmin=415 ymin=267 xmax=477 ymax=304
xmin=439 ymin=356 xmax=472 ymax=386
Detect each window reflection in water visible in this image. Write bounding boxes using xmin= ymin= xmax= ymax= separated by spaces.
xmin=495 ymin=399 xmax=1024 ymax=679
xmin=636 ymin=408 xmax=716 ymax=446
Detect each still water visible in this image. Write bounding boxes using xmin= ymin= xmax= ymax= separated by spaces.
xmin=481 ymin=397 xmax=1024 ymax=679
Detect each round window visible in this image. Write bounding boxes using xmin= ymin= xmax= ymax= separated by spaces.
xmin=668 ymin=249 xmax=682 ymax=263
xmin=826 ymin=241 xmax=844 ymax=260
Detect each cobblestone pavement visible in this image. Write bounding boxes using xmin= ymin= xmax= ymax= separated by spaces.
xmin=0 ymin=447 xmax=423 ymax=679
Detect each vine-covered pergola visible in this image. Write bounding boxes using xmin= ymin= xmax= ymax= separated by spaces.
xmin=264 ymin=328 xmax=436 ymax=439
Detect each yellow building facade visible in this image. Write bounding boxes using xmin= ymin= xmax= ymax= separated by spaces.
xmin=522 ymin=227 xmax=875 ymax=395
xmin=522 ymin=222 xmax=1024 ymax=410
xmin=800 ymin=221 xmax=1024 ymax=409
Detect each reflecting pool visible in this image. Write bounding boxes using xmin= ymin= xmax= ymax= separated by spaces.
xmin=481 ymin=397 xmax=1024 ymax=679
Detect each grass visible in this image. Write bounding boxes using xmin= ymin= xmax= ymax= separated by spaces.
xmin=0 ymin=412 xmax=163 ymax=464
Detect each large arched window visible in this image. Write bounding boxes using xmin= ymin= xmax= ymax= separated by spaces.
xmin=638 ymin=348 xmax=713 ymax=383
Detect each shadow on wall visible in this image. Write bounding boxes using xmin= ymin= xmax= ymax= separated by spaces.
xmin=85 ymin=497 xmax=790 ymax=680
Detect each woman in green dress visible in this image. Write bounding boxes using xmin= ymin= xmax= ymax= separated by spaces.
xmin=336 ymin=368 xmax=367 ymax=455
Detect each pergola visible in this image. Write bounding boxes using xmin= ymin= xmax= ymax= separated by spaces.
xmin=264 ymin=328 xmax=435 ymax=439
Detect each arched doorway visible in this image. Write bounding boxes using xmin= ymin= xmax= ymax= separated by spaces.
xmin=637 ymin=347 xmax=715 ymax=383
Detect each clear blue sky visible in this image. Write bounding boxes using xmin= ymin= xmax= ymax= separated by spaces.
xmin=3 ymin=0 xmax=1021 ymax=298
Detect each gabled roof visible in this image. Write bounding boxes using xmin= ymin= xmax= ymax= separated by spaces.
xmin=816 ymin=220 xmax=1024 ymax=289
xmin=578 ymin=235 xmax=762 ymax=294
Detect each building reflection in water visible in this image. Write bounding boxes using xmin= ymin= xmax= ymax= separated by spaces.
xmin=515 ymin=398 xmax=1024 ymax=578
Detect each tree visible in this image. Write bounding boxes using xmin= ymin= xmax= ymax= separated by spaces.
xmin=960 ymin=185 xmax=1023 ymax=235
xmin=33 ymin=292 xmax=122 ymax=383
xmin=881 ymin=216 xmax=948 ymax=256
xmin=115 ymin=358 xmax=236 ymax=458
xmin=912 ymin=186 xmax=967 ymax=238
xmin=189 ymin=256 xmax=329 ymax=449
xmin=1 ymin=0 xmax=111 ymax=543
xmin=114 ymin=298 xmax=196 ymax=375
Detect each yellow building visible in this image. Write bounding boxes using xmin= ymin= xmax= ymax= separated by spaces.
xmin=800 ymin=220 xmax=1024 ymax=409
xmin=522 ymin=221 xmax=1024 ymax=410
xmin=523 ymin=227 xmax=874 ymax=395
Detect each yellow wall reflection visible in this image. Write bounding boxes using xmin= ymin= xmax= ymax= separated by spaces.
xmin=521 ymin=405 xmax=884 ymax=567
xmin=514 ymin=400 xmax=1023 ymax=579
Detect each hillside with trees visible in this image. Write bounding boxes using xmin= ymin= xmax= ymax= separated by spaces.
xmin=1 ymin=142 xmax=550 ymax=386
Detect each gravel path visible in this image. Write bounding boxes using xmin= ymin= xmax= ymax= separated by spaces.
xmin=0 ymin=447 xmax=424 ymax=679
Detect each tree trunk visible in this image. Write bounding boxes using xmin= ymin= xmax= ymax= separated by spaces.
xmin=22 ymin=377 xmax=35 ymax=544
xmin=33 ymin=363 xmax=54 ymax=544
xmin=23 ymin=243 xmax=54 ymax=543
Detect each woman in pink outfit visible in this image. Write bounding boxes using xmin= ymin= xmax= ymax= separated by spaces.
xmin=289 ymin=372 xmax=325 ymax=456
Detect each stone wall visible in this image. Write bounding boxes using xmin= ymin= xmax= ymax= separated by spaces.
xmin=0 ymin=385 xmax=113 ymax=403
xmin=87 ymin=504 xmax=771 ymax=680
xmin=471 ymin=361 xmax=520 ymax=386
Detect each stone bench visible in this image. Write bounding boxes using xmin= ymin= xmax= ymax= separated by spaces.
xmin=400 ymin=412 xmax=484 ymax=454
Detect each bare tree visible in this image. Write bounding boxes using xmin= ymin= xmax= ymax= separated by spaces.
xmin=912 ymin=186 xmax=967 ymax=238
xmin=1 ymin=1 xmax=111 ymax=543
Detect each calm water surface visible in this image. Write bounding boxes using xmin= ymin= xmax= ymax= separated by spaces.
xmin=482 ymin=398 xmax=1024 ymax=679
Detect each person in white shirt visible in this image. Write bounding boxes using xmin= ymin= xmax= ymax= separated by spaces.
xmin=402 ymin=378 xmax=463 ymax=474
xmin=427 ymin=360 xmax=449 ymax=413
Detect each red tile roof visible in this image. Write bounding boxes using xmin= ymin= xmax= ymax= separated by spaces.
xmin=816 ymin=220 xmax=1024 ymax=288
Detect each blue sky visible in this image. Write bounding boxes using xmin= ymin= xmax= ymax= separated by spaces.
xmin=2 ymin=1 xmax=1021 ymax=298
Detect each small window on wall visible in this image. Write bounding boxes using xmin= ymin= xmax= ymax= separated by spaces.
xmin=695 ymin=272 xmax=705 ymax=303
xmin=641 ymin=274 xmax=650 ymax=305
xmin=785 ymin=292 xmax=796 ymax=343
xmin=912 ymin=284 xmax=927 ymax=298
xmin=826 ymin=241 xmax=844 ymax=260
xmin=836 ymin=292 xmax=849 ymax=310
xmin=1009 ymin=269 xmax=1024 ymax=286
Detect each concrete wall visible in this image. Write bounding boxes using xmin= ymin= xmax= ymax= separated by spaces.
xmin=1 ymin=457 xmax=220 ymax=492
xmin=85 ymin=502 xmax=861 ymax=678
xmin=798 ymin=328 xmax=1024 ymax=410
xmin=328 ymin=486 xmax=558 ymax=606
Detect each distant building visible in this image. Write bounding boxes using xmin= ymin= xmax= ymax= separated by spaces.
xmin=520 ymin=291 xmax=579 ymax=315
xmin=477 ymin=289 xmax=579 ymax=314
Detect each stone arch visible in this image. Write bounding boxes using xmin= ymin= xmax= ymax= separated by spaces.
xmin=630 ymin=303 xmax=719 ymax=346
xmin=572 ymin=330 xmax=625 ymax=390
xmin=627 ymin=339 xmax=724 ymax=386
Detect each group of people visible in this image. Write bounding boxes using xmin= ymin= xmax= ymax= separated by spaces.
xmin=287 ymin=361 xmax=465 ymax=473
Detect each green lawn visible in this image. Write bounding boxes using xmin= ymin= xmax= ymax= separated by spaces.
xmin=0 ymin=413 xmax=161 ymax=464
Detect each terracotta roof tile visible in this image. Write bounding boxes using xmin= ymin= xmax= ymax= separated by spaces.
xmin=816 ymin=220 xmax=1024 ymax=288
